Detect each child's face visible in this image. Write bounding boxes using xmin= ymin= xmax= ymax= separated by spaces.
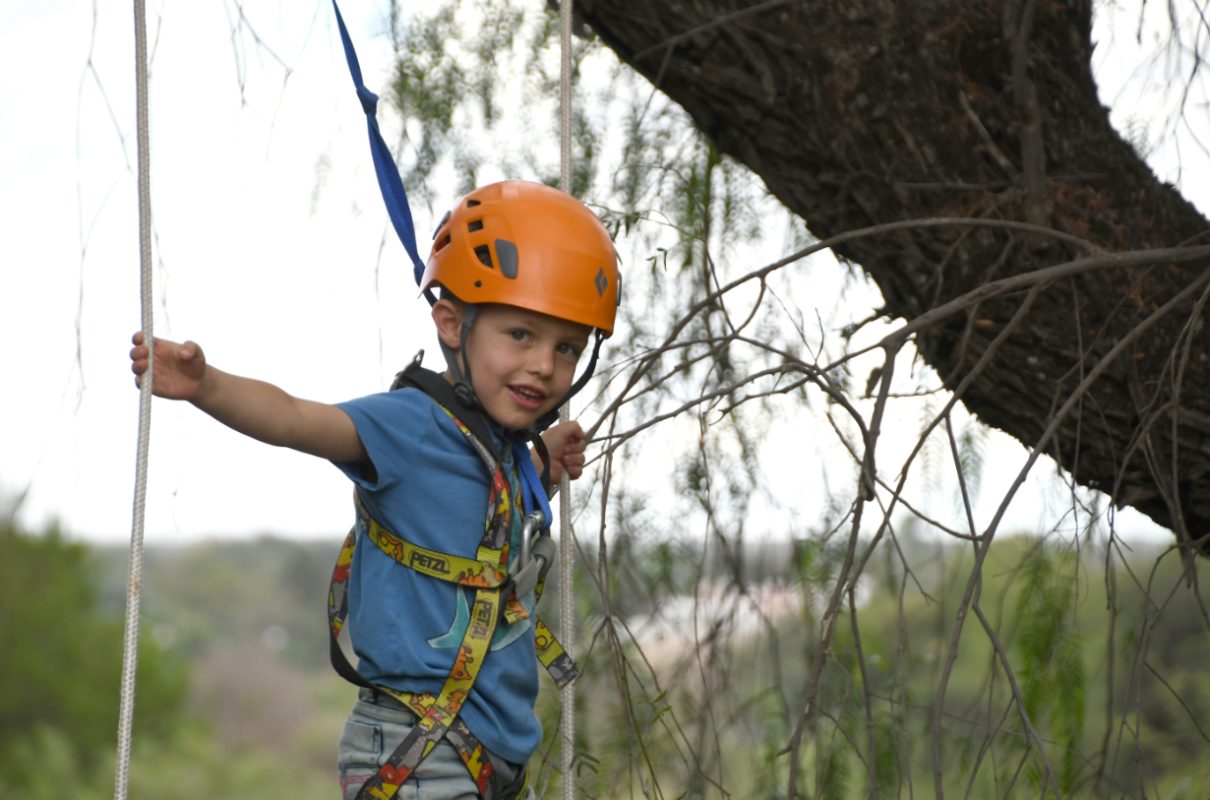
xmin=462 ymin=303 xmax=591 ymax=430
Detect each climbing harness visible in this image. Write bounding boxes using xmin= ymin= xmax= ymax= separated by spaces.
xmin=327 ymin=358 xmax=577 ymax=800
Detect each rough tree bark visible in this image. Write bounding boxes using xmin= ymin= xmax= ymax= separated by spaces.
xmin=576 ymin=0 xmax=1210 ymax=553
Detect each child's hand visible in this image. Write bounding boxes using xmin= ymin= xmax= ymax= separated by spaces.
xmin=129 ymin=332 xmax=208 ymax=401
xmin=539 ymin=421 xmax=587 ymax=484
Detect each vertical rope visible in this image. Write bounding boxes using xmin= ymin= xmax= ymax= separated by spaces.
xmin=114 ymin=0 xmax=154 ymax=796
xmin=557 ymin=2 xmax=576 ymax=798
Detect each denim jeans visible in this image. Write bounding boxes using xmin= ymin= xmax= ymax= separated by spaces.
xmin=338 ymin=689 xmax=525 ymax=800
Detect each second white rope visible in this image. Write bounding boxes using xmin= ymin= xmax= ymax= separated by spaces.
xmin=557 ymin=1 xmax=576 ymax=798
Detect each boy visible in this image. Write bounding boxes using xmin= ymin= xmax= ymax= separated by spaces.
xmin=130 ymin=180 xmax=620 ymax=799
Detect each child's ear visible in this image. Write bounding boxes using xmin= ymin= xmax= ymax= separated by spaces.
xmin=431 ymin=299 xmax=464 ymax=350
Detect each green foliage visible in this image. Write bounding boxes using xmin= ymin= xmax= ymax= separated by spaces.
xmin=391 ymin=2 xmax=466 ymax=191
xmin=546 ymin=531 xmax=1210 ymax=798
xmin=1014 ymin=550 xmax=1085 ymax=794
xmin=0 ymin=523 xmax=346 ymax=799
xmin=2 ymin=720 xmax=338 ymax=800
xmin=386 ymin=0 xmax=606 ymax=198
xmin=0 ymin=525 xmax=188 ymax=790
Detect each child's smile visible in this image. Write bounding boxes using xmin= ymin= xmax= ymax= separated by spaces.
xmin=508 ymin=383 xmax=547 ymax=412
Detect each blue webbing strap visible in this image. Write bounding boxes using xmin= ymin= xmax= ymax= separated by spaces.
xmin=512 ymin=440 xmax=554 ymax=526
xmin=331 ymin=0 xmax=431 ymax=298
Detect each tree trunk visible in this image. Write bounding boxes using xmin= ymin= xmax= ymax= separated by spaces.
xmin=577 ymin=0 xmax=1210 ymax=553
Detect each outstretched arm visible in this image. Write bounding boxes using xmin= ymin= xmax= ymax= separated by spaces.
xmin=537 ymin=420 xmax=587 ymax=485
xmin=130 ymin=332 xmax=366 ymax=464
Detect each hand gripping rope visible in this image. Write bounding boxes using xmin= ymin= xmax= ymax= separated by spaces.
xmin=114 ymin=0 xmax=154 ymax=798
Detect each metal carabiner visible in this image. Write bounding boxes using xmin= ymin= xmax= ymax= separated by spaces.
xmin=512 ymin=510 xmax=552 ymax=600
xmin=519 ymin=509 xmax=546 ymax=569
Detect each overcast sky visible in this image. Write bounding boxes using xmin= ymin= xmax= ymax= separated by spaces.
xmin=2 ymin=1 xmax=1207 ymax=545
xmin=2 ymin=0 xmax=427 ymax=542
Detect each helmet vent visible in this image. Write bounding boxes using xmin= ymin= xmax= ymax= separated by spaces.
xmin=433 ymin=232 xmax=452 ymax=253
xmin=495 ymin=239 xmax=519 ymax=279
xmin=467 ymin=219 xmax=484 ymax=233
xmin=466 ymin=199 xmax=482 ymax=208
xmin=474 ymin=245 xmax=494 ymax=268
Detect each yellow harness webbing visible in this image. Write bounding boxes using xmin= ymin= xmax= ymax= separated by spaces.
xmin=327 ymin=403 xmax=576 ymax=800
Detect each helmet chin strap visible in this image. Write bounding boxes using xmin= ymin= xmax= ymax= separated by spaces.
xmin=439 ymin=304 xmax=481 ymax=411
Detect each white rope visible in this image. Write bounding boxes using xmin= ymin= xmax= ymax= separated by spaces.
xmin=114 ymin=0 xmax=154 ymax=796
xmin=557 ymin=2 xmax=576 ymax=798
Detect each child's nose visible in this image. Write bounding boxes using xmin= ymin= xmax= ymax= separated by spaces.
xmin=527 ymin=346 xmax=555 ymax=376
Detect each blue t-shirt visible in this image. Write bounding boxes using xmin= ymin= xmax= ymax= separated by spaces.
xmin=334 ymin=387 xmax=541 ymax=765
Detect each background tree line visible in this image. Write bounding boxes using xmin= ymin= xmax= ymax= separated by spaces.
xmin=4 ymin=512 xmax=1209 ymax=797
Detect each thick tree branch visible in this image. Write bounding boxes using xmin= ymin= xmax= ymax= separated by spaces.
xmin=578 ymin=0 xmax=1210 ymax=552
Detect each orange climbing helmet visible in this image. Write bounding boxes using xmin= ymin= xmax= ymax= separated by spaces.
xmin=420 ymin=180 xmax=621 ymax=335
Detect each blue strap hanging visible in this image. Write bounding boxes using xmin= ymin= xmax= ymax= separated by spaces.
xmin=331 ymin=1 xmax=432 ymax=299
xmin=512 ymin=440 xmax=554 ymax=526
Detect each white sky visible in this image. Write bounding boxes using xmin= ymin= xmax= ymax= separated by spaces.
xmin=1 ymin=0 xmax=1206 ymax=545
xmin=2 ymin=0 xmax=427 ymax=541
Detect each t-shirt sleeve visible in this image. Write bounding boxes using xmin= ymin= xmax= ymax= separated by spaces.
xmin=333 ymin=390 xmax=438 ymax=491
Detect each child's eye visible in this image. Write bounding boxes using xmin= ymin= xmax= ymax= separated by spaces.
xmin=556 ymin=342 xmax=582 ymax=358
xmin=508 ymin=329 xmax=531 ymax=342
